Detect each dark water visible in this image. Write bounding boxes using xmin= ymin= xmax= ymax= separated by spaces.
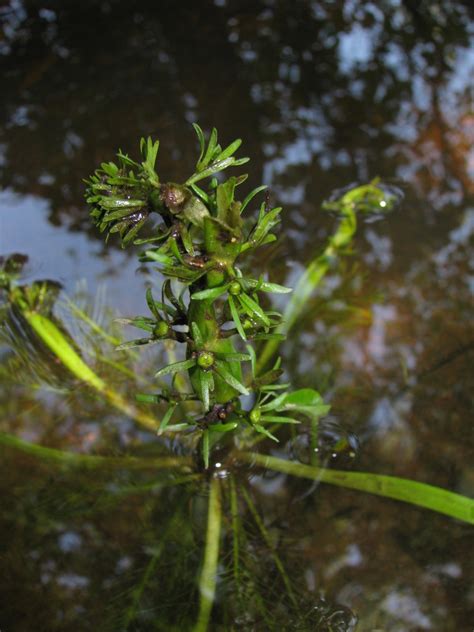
xmin=1 ymin=1 xmax=473 ymax=630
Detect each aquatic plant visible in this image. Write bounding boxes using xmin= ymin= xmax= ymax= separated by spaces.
xmin=1 ymin=127 xmax=473 ymax=631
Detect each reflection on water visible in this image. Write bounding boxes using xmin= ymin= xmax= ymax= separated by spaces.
xmin=1 ymin=1 xmax=473 ymax=630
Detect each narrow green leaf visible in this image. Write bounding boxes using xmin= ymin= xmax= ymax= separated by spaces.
xmin=191 ymin=285 xmax=228 ymax=301
xmin=209 ymin=422 xmax=238 ymax=433
xmin=115 ymin=316 xmax=155 ymax=332
xmin=155 ymin=358 xmax=196 ymax=378
xmin=116 ymin=337 xmax=159 ymax=351
xmin=260 ymin=415 xmax=300 ymax=424
xmin=143 ymin=250 xmax=174 ymax=266
xmin=240 ymin=185 xmax=267 ymax=214
xmin=245 ymin=279 xmax=292 ymax=294
xmin=228 ymin=295 xmax=247 ymax=340
xmin=146 ymin=288 xmax=176 ymax=317
xmin=193 ymin=123 xmax=206 ymax=166
xmin=216 ymin=138 xmax=242 ymax=162
xmin=158 ymin=403 xmax=177 ymax=434
xmin=216 ymin=352 xmax=251 ymax=362
xmin=161 ymin=423 xmax=190 ymax=433
xmin=214 ymin=360 xmax=249 ymax=396
xmin=246 ymin=344 xmax=257 ymax=379
xmin=200 ymin=369 xmax=214 ymax=411
xmin=252 ymin=333 xmax=286 ymax=341
xmin=238 ymin=293 xmax=271 ymax=327
xmin=253 ymin=424 xmax=279 ymax=442
xmin=100 ymin=198 xmax=144 ymax=211
xmin=249 ymin=206 xmax=282 ymax=245
xmin=190 ymin=183 xmax=209 ymax=204
xmin=201 ymin=127 xmax=218 ymax=169
xmin=191 ymin=322 xmax=204 ymax=347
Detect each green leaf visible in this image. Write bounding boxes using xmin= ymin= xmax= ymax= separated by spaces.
xmin=143 ymin=250 xmax=175 ymax=266
xmin=238 ymin=293 xmax=271 ymax=327
xmin=246 ymin=344 xmax=257 ymax=379
xmin=252 ymin=333 xmax=286 ymax=341
xmin=240 ymin=185 xmax=267 ymax=214
xmin=191 ymin=285 xmax=229 ymax=301
xmin=162 ymin=423 xmax=191 ymax=433
xmin=193 ymin=123 xmax=206 ymax=166
xmin=243 ymin=454 xmax=474 ymax=525
xmin=260 ymin=415 xmax=300 ymax=424
xmin=181 ymin=195 xmax=210 ymax=227
xmin=199 ymin=370 xmax=214 ymax=411
xmin=186 ymin=156 xmax=250 ymax=186
xmin=180 ymin=224 xmax=195 ymax=255
xmin=214 ymin=360 xmax=249 ymax=396
xmin=158 ymin=403 xmax=177 ymax=434
xmin=249 ymin=206 xmax=282 ymax=246
xmin=216 ymin=138 xmax=242 ymax=162
xmin=209 ymin=422 xmax=238 ymax=433
xmin=191 ymin=322 xmax=204 ymax=347
xmin=216 ymin=352 xmax=251 ymax=362
xmin=115 ymin=316 xmax=155 ymax=332
xmin=189 ymin=183 xmax=209 ymax=204
xmin=228 ymin=295 xmax=247 ymax=340
xmin=115 ymin=337 xmax=159 ymax=351
xmin=244 ymin=279 xmax=292 ymax=294
xmin=253 ymin=424 xmax=279 ymax=442
xmin=277 ymin=388 xmax=330 ymax=419
xmin=146 ymin=288 xmax=176 ymax=318
xmin=201 ymin=127 xmax=219 ymax=169
xmin=155 ymin=358 xmax=196 ymax=378
xmin=216 ymin=178 xmax=236 ymax=219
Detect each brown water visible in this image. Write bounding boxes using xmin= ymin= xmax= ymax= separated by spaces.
xmin=1 ymin=1 xmax=473 ymax=630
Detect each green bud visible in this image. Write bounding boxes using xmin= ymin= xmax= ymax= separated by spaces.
xmin=243 ymin=318 xmax=254 ymax=330
xmin=153 ymin=321 xmax=170 ymax=338
xmin=228 ymin=281 xmax=241 ymax=296
xmin=197 ymin=351 xmax=215 ymax=369
xmin=249 ymin=408 xmax=261 ymax=424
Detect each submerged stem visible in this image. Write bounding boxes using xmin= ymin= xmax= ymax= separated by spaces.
xmin=239 ymin=484 xmax=297 ymax=607
xmin=194 ymin=476 xmax=222 ymax=632
xmin=0 ymin=431 xmax=193 ymax=470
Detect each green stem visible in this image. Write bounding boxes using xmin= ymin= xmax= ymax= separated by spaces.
xmin=257 ymin=206 xmax=356 ymax=371
xmin=23 ymin=311 xmax=160 ymax=432
xmin=0 ymin=431 xmax=193 ymax=470
xmin=240 ymin=484 xmax=297 ymax=607
xmin=194 ymin=476 xmax=222 ymax=632
xmin=229 ymin=475 xmax=240 ymax=586
xmin=239 ymin=452 xmax=474 ymax=524
xmin=188 ymin=217 xmax=242 ymax=404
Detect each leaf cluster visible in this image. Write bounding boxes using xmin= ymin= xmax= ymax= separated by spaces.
xmin=85 ymin=126 xmax=328 ymax=463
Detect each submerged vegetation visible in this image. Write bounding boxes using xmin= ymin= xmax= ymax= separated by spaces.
xmin=1 ymin=126 xmax=473 ymax=630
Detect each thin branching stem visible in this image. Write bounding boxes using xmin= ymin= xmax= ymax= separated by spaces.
xmin=239 ymin=483 xmax=297 ymax=607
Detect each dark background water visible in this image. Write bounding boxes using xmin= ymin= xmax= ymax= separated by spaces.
xmin=1 ymin=1 xmax=473 ymax=630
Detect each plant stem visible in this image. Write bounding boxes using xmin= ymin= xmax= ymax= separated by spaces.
xmin=257 ymin=206 xmax=357 ymax=371
xmin=0 ymin=431 xmax=193 ymax=470
xmin=239 ymin=483 xmax=297 ymax=607
xmin=194 ymin=476 xmax=222 ymax=632
xmin=239 ymin=452 xmax=474 ymax=525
